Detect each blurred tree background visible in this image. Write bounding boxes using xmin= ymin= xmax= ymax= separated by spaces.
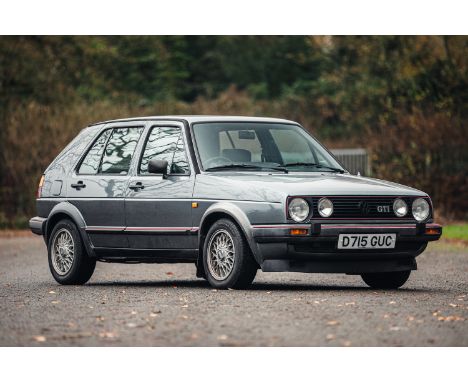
xmin=0 ymin=36 xmax=466 ymax=226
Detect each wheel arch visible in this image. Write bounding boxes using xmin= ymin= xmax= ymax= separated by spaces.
xmin=197 ymin=203 xmax=260 ymax=266
xmin=46 ymin=202 xmax=95 ymax=257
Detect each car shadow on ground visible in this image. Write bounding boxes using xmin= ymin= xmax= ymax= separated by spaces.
xmin=82 ymin=279 xmax=432 ymax=293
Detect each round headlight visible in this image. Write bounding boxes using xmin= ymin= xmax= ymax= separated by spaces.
xmin=318 ymin=197 xmax=333 ymax=217
xmin=412 ymin=198 xmax=430 ymax=222
xmin=288 ymin=198 xmax=310 ymax=222
xmin=393 ymin=198 xmax=408 ymax=217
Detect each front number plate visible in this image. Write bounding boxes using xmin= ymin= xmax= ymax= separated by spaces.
xmin=337 ymin=233 xmax=396 ymax=249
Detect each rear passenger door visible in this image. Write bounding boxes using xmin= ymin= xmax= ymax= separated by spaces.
xmin=125 ymin=122 xmax=196 ymax=251
xmin=67 ymin=124 xmax=144 ymax=248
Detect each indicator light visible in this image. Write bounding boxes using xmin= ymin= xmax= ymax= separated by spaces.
xmin=290 ymin=229 xmax=308 ymax=236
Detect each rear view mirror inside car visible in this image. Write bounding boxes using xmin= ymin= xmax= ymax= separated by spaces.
xmin=238 ymin=130 xmax=255 ymax=139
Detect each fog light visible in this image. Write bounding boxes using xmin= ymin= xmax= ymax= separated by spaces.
xmin=290 ymin=229 xmax=308 ymax=236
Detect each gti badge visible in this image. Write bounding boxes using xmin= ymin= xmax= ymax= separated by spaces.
xmin=377 ymin=205 xmax=391 ymax=213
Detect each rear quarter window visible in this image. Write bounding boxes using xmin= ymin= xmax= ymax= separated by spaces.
xmin=46 ymin=124 xmax=104 ymax=174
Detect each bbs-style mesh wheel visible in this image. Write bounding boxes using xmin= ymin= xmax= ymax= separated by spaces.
xmin=203 ymin=218 xmax=257 ymax=289
xmin=48 ymin=219 xmax=96 ymax=285
xmin=207 ymin=229 xmax=236 ymax=281
xmin=51 ymin=228 xmax=75 ymax=275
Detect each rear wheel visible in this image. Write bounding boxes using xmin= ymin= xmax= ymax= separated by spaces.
xmin=361 ymin=270 xmax=411 ymax=289
xmin=203 ymin=219 xmax=257 ymax=289
xmin=48 ymin=219 xmax=96 ymax=285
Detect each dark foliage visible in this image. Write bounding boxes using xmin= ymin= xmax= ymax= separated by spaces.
xmin=0 ymin=36 xmax=466 ymax=226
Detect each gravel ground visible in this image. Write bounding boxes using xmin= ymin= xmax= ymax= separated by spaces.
xmin=0 ymin=234 xmax=466 ymax=346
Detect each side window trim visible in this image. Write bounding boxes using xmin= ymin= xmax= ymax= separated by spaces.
xmin=96 ymin=127 xmax=114 ymax=174
xmin=137 ymin=124 xmax=191 ymax=176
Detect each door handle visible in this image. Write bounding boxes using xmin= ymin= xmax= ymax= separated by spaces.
xmin=129 ymin=182 xmax=144 ymax=191
xmin=71 ymin=181 xmax=86 ymax=190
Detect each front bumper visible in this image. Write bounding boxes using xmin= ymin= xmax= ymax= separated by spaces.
xmin=251 ymin=222 xmax=442 ymax=274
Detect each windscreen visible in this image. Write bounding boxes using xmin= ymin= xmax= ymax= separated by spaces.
xmin=192 ymin=122 xmax=344 ymax=172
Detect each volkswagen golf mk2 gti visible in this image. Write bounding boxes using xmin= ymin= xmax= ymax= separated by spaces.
xmin=30 ymin=116 xmax=442 ymax=289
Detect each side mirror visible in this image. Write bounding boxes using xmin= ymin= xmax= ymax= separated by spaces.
xmin=148 ymin=159 xmax=168 ymax=177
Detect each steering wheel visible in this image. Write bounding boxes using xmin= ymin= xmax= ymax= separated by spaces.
xmin=204 ymin=156 xmax=233 ymax=169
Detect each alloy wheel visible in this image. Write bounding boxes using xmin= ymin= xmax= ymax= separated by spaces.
xmin=207 ymin=229 xmax=235 ymax=280
xmin=51 ymin=228 xmax=75 ymax=275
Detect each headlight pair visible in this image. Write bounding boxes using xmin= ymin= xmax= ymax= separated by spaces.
xmin=393 ymin=197 xmax=430 ymax=221
xmin=288 ymin=197 xmax=333 ymax=222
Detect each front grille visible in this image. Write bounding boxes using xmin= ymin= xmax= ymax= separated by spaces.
xmin=312 ymin=197 xmax=408 ymax=219
xmin=289 ymin=196 xmax=431 ymax=221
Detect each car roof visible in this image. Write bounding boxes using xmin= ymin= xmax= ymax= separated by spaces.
xmin=88 ymin=115 xmax=298 ymax=127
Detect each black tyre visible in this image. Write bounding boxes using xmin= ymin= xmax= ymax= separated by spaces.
xmin=361 ymin=270 xmax=411 ymax=289
xmin=48 ymin=219 xmax=96 ymax=285
xmin=203 ymin=218 xmax=257 ymax=289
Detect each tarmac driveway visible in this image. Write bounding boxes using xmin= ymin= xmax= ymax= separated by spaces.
xmin=0 ymin=234 xmax=466 ymax=346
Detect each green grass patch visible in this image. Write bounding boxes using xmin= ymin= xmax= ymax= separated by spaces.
xmin=443 ymin=224 xmax=468 ymax=241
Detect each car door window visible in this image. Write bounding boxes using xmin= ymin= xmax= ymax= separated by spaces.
xmin=100 ymin=127 xmax=144 ymax=175
xmin=77 ymin=129 xmax=112 ymax=175
xmin=139 ymin=126 xmax=189 ymax=175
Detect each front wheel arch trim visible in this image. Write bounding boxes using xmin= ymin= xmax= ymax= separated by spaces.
xmin=197 ymin=203 xmax=260 ymax=266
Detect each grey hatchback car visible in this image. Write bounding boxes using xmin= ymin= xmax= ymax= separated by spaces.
xmin=30 ymin=116 xmax=442 ymax=289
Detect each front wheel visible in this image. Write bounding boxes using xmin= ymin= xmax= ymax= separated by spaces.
xmin=361 ymin=270 xmax=411 ymax=289
xmin=203 ymin=219 xmax=257 ymax=289
xmin=48 ymin=219 xmax=96 ymax=285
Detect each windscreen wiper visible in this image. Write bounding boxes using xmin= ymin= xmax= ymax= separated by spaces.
xmin=205 ymin=164 xmax=288 ymax=173
xmin=283 ymin=162 xmax=345 ymax=173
